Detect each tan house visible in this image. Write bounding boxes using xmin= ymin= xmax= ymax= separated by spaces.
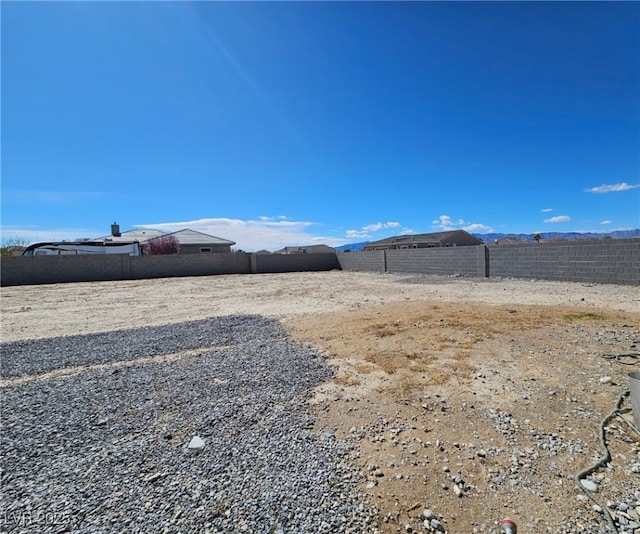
xmin=363 ymin=230 xmax=483 ymax=251
xmin=146 ymin=229 xmax=235 ymax=254
xmin=100 ymin=224 xmax=235 ymax=254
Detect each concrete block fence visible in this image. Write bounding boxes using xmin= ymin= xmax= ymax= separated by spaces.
xmin=485 ymin=238 xmax=639 ymax=285
xmin=1 ymin=238 xmax=638 ymax=286
xmin=0 ymin=252 xmax=336 ymax=286
xmin=337 ymin=238 xmax=639 ymax=286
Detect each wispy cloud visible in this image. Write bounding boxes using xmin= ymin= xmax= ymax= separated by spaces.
xmin=136 ymin=217 xmax=350 ymax=251
xmin=541 ymin=208 xmax=553 ymax=213
xmin=6 ymin=190 xmax=105 ymax=204
xmin=600 ymin=220 xmax=612 ymax=225
xmin=0 ymin=225 xmax=100 ymax=243
xmin=345 ymin=229 xmax=369 ymax=239
xmin=431 ymin=214 xmax=493 ymax=233
xmin=432 ymin=215 xmax=463 ymax=230
xmin=363 ymin=221 xmax=401 ymax=232
xmin=585 ymin=182 xmax=640 ymax=193
xmin=544 ymin=215 xmax=571 ymax=223
xmin=345 ymin=221 xmax=403 ymax=240
xmin=464 ymin=223 xmax=493 ymax=232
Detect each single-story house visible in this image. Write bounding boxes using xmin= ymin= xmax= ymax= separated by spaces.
xmin=363 ymin=230 xmax=483 ymax=251
xmin=145 ymin=229 xmax=235 ymax=254
xmin=99 ymin=224 xmax=235 ymax=254
xmin=273 ymin=244 xmax=336 ymax=254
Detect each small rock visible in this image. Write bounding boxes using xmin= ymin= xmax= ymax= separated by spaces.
xmin=146 ymin=472 xmax=164 ymax=483
xmin=580 ymin=479 xmax=598 ymax=492
xmin=422 ymin=509 xmax=435 ymax=520
xmin=187 ymin=435 xmax=205 ymax=449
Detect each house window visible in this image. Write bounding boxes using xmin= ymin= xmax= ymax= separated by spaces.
xmin=200 ymin=247 xmax=212 ymax=253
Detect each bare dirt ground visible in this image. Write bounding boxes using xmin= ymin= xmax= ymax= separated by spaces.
xmin=2 ymin=270 xmax=639 ymax=533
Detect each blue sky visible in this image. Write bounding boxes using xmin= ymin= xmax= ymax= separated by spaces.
xmin=2 ymin=1 xmax=639 ymax=251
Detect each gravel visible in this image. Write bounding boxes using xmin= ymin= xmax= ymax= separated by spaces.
xmin=0 ymin=316 xmax=379 ymax=533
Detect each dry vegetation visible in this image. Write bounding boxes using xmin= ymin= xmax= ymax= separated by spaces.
xmin=289 ymin=301 xmax=640 ymax=533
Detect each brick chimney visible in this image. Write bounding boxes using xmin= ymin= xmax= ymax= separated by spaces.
xmin=111 ymin=222 xmax=121 ymax=237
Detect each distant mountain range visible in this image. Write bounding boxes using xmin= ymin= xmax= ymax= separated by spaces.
xmin=335 ymin=230 xmax=640 ymax=252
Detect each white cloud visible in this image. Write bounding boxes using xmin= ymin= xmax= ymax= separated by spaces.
xmin=600 ymin=220 xmax=612 ymax=225
xmin=258 ymin=215 xmax=289 ymax=221
xmin=345 ymin=221 xmax=402 ymax=240
xmin=585 ymin=182 xmax=640 ymax=193
xmin=541 ymin=208 xmax=553 ymax=213
xmin=432 ymin=215 xmax=463 ymax=230
xmin=346 ymin=229 xmax=369 ymax=239
xmin=543 ymin=215 xmax=571 ymax=223
xmin=362 ymin=221 xmax=401 ymax=232
xmin=135 ymin=217 xmax=351 ymax=251
xmin=431 ymin=214 xmax=493 ymax=233
xmin=464 ymin=223 xmax=493 ymax=232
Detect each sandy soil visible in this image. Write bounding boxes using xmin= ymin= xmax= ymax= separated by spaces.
xmin=2 ymin=270 xmax=639 ymax=533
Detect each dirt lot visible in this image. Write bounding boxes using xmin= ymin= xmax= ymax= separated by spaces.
xmin=2 ymin=271 xmax=639 ymax=533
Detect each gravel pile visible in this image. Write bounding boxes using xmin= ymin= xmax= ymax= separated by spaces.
xmin=0 ymin=316 xmax=379 ymax=533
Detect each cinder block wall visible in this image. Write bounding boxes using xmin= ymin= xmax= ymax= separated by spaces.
xmin=254 ymin=253 xmax=339 ymax=274
xmin=2 ymin=239 xmax=637 ymax=286
xmin=0 ymin=255 xmax=131 ymax=285
xmin=488 ymin=238 xmax=640 ymax=285
xmin=130 ymin=253 xmax=251 ymax=279
xmin=0 ymin=253 xmax=251 ymax=286
xmin=385 ymin=246 xmax=487 ymax=277
xmin=1 ymin=252 xmax=336 ymax=286
xmin=337 ymin=251 xmax=386 ymax=272
xmin=339 ymin=239 xmax=638 ymax=285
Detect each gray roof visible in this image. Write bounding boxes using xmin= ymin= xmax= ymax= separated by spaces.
xmin=365 ymin=230 xmax=483 ymax=248
xmin=98 ymin=228 xmax=167 ymax=243
xmin=159 ymin=229 xmax=235 ymax=246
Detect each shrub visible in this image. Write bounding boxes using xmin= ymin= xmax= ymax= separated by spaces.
xmin=1 ymin=237 xmax=30 ymax=256
xmin=144 ymin=235 xmax=180 ymax=255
